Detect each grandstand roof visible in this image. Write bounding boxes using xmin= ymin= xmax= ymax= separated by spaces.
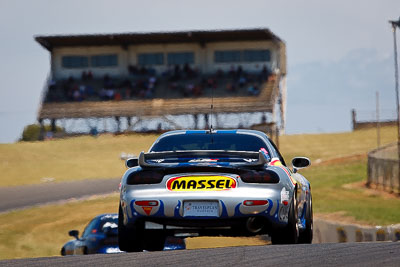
xmin=35 ymin=28 xmax=283 ymax=51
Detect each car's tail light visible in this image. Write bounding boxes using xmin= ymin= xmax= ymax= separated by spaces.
xmin=243 ymin=200 xmax=269 ymax=206
xmin=126 ymin=170 xmax=164 ymax=185
xmin=240 ymin=170 xmax=280 ymax=183
xmin=135 ymin=200 xmax=159 ymax=206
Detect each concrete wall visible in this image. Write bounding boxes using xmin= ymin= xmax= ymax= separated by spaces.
xmin=313 ymin=219 xmax=400 ymax=243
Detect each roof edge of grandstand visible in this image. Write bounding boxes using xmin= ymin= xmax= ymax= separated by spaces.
xmin=35 ymin=28 xmax=284 ymax=51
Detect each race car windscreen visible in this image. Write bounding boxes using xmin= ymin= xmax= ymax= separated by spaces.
xmin=150 ymin=133 xmax=270 ymax=153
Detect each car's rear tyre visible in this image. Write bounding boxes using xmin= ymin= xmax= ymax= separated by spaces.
xmin=298 ymin=194 xmax=313 ymax=244
xmin=118 ymin=204 xmax=144 ymax=252
xmin=271 ymin=194 xmax=299 ymax=245
xmin=144 ymin=231 xmax=166 ymax=251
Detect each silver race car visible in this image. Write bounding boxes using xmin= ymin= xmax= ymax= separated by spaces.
xmin=118 ymin=130 xmax=312 ymax=251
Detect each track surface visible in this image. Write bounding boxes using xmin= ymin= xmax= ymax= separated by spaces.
xmin=0 ymin=242 xmax=399 ymax=267
xmin=0 ymin=178 xmax=120 ymax=212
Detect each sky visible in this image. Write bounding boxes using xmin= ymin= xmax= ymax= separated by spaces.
xmin=0 ymin=0 xmax=399 ymax=143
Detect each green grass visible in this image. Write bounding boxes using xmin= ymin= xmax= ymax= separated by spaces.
xmin=0 ymin=133 xmax=158 ymax=187
xmin=0 ymin=194 xmax=120 ymax=260
xmin=0 ymin=126 xmax=396 ymax=187
xmin=0 ymin=194 xmax=267 ymax=260
xmin=301 ymin=158 xmax=400 ymax=225
xmin=279 ymin=126 xmax=397 ymax=162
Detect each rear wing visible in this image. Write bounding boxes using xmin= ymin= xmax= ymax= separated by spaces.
xmin=135 ymin=150 xmax=267 ymax=168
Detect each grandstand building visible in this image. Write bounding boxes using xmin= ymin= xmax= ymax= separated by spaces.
xmin=35 ymin=28 xmax=287 ymax=136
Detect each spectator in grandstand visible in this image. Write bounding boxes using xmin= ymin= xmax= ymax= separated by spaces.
xmin=144 ymin=88 xmax=153 ymax=98
xmin=148 ymin=67 xmax=157 ymax=76
xmin=79 ymin=85 xmax=86 ymax=99
xmin=106 ymin=88 xmax=115 ymax=100
xmin=229 ymin=65 xmax=236 ymax=77
xmin=128 ymin=65 xmax=139 ymax=75
xmin=99 ymin=88 xmax=107 ymax=100
xmin=114 ymin=91 xmax=122 ymax=101
xmin=236 ymin=65 xmax=243 ymax=77
xmin=82 ymin=71 xmax=88 ymax=80
xmin=216 ymin=68 xmax=224 ymax=78
xmin=207 ymin=77 xmax=217 ymax=89
xmin=261 ymin=65 xmax=270 ymax=80
xmin=247 ymin=84 xmax=260 ymax=96
xmin=193 ymin=84 xmax=203 ymax=96
xmin=73 ymin=89 xmax=82 ymax=101
xmin=226 ymin=82 xmax=236 ymax=92
xmin=140 ymin=66 xmax=148 ymax=75
xmin=149 ymin=76 xmax=157 ymax=89
xmin=184 ymin=83 xmax=195 ymax=97
xmin=48 ymin=79 xmax=56 ymax=91
xmin=172 ymin=65 xmax=181 ymax=81
xmin=86 ymin=85 xmax=95 ymax=97
xmin=238 ymin=76 xmax=247 ymax=88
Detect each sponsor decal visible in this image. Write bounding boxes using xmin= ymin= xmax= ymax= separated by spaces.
xmin=269 ymin=157 xmax=283 ymax=166
xmin=142 ymin=207 xmax=153 ymax=215
xmin=269 ymin=158 xmax=296 ymax=186
xmin=281 ymin=187 xmax=290 ymax=204
xmin=260 ymin=148 xmax=271 ymax=161
xmin=188 ymin=158 xmax=218 ymax=162
xmin=243 ymin=158 xmax=258 ymax=162
xmin=166 ymin=176 xmax=237 ymax=191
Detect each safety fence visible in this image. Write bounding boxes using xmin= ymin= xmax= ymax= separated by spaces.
xmin=367 ymin=143 xmax=400 ymax=194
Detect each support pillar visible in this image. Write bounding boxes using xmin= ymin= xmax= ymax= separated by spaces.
xmin=193 ymin=114 xmax=198 ymax=129
xmin=38 ymin=118 xmax=44 ymax=141
xmin=51 ymin=119 xmax=56 ymax=132
xmin=204 ymin=114 xmax=209 ymax=130
xmin=115 ymin=116 xmax=121 ymax=133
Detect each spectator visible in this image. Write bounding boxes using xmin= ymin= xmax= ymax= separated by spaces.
xmin=87 ymin=70 xmax=93 ymax=80
xmin=79 ymin=85 xmax=86 ymax=99
xmin=73 ymin=89 xmax=82 ymax=101
xmin=114 ymin=91 xmax=122 ymax=101
xmin=99 ymin=88 xmax=107 ymax=100
xmin=216 ymin=68 xmax=223 ymax=78
xmin=247 ymin=84 xmax=260 ymax=96
xmin=226 ymin=82 xmax=236 ymax=92
xmin=106 ymin=88 xmax=115 ymax=100
xmin=239 ymin=76 xmax=247 ymax=88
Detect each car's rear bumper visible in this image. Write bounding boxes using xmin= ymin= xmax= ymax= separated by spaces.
xmin=121 ymin=184 xmax=292 ymax=235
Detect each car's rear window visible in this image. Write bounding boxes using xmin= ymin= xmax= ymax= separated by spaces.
xmin=150 ymin=133 xmax=269 ymax=152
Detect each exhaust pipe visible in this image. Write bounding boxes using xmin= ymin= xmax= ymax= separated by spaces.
xmin=246 ymin=217 xmax=265 ymax=233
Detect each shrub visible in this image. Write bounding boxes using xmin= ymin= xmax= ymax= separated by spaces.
xmin=20 ymin=124 xmax=64 ymax=141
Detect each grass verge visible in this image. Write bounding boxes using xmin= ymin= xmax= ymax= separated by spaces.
xmin=0 ymin=194 xmax=267 ymax=260
xmin=0 ymin=126 xmax=396 ymax=187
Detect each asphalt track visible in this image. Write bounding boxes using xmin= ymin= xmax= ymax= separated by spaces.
xmin=0 ymin=178 xmax=120 ymax=213
xmin=1 ymin=242 xmax=399 ymax=267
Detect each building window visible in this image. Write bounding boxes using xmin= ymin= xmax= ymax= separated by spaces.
xmin=167 ymin=52 xmax=194 ymax=65
xmin=91 ymin=54 xmax=118 ymax=67
xmin=214 ymin=50 xmax=241 ymax=63
xmin=243 ymin=49 xmax=271 ymax=62
xmin=62 ymin=56 xmax=89 ymax=68
xmin=138 ymin=53 xmax=164 ymax=65
xmin=214 ymin=49 xmax=271 ymax=63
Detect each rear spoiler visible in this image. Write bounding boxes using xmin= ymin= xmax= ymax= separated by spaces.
xmin=136 ymin=150 xmax=267 ymax=168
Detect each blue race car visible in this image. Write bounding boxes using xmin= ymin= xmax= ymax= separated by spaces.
xmin=61 ymin=213 xmax=186 ymax=255
xmin=61 ymin=213 xmax=121 ymax=255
